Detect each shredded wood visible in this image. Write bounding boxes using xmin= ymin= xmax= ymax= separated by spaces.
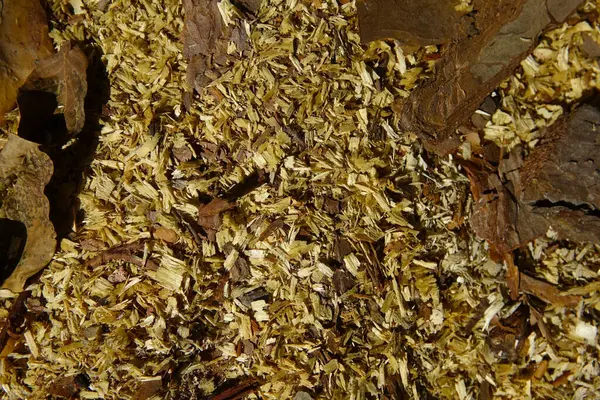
xmin=0 ymin=0 xmax=599 ymax=399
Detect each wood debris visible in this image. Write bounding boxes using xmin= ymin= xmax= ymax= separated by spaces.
xmin=357 ymin=0 xmax=470 ymax=45
xmin=0 ymin=0 xmax=598 ymax=399
xmin=394 ymin=0 xmax=585 ymax=153
xmin=470 ymin=102 xmax=600 ymax=254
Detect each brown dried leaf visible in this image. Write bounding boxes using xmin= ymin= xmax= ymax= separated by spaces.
xmin=154 ymin=226 xmax=179 ymax=243
xmin=198 ymin=198 xmax=235 ymax=240
xmin=0 ymin=0 xmax=54 ymax=120
xmin=48 ymin=376 xmax=80 ymax=398
xmin=107 ymin=266 xmax=128 ymax=284
xmin=133 ymin=378 xmax=162 ymax=400
xmin=0 ymin=290 xmax=31 ymax=354
xmin=0 ymin=134 xmax=56 ymax=292
xmin=172 ymin=145 xmax=193 ymax=162
xmin=24 ymin=43 xmax=88 ymax=134
xmin=85 ymin=241 xmax=159 ymax=271
xmin=183 ymin=0 xmax=253 ymax=91
xmin=332 ymin=269 xmax=356 ymax=294
xmin=505 ymin=255 xmax=519 ymax=301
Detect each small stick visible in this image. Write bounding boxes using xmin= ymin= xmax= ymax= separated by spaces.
xmin=209 ymin=379 xmax=261 ymax=400
xmin=85 ymin=241 xmax=158 ymax=271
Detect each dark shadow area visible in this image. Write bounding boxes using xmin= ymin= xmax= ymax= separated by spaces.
xmin=17 ymin=44 xmax=110 ymax=240
xmin=0 ymin=219 xmax=27 ymax=286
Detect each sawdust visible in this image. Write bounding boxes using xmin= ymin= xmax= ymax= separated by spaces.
xmin=0 ymin=0 xmax=598 ymax=399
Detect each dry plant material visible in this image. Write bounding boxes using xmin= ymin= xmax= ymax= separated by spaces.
xmin=154 ymin=226 xmax=179 ymax=243
xmin=84 ymin=241 xmax=159 ymax=271
xmin=48 ymin=374 xmax=89 ymax=398
xmin=505 ymin=255 xmax=520 ymax=300
xmin=357 ymin=0 xmax=469 ymax=45
xmin=0 ymin=290 xmax=31 ymax=354
xmin=519 ymin=273 xmax=582 ymax=307
xmin=470 ymin=103 xmax=600 ymax=253
xmin=209 ymin=379 xmax=261 ymax=400
xmin=0 ymin=0 xmax=53 ymax=120
xmin=23 ymin=43 xmax=89 ymax=134
xmin=3 ymin=0 xmax=600 ymax=398
xmin=0 ymin=135 xmax=55 ymax=292
xmin=395 ymin=0 xmax=585 ymax=153
xmin=183 ymin=0 xmax=251 ymax=92
xmin=197 ymin=198 xmax=235 ymax=241
xmin=133 ymin=378 xmax=162 ymax=400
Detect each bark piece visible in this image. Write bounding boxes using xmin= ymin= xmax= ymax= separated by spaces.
xmin=23 ymin=43 xmax=89 ymax=134
xmin=395 ymin=0 xmax=585 ymax=153
xmin=357 ymin=0 xmax=468 ymax=45
xmin=0 ymin=0 xmax=54 ymax=120
xmin=519 ymin=273 xmax=581 ymax=307
xmin=0 ymin=135 xmax=56 ymax=292
xmin=469 ymin=103 xmax=600 ymax=254
xmin=581 ymin=33 xmax=600 ymax=58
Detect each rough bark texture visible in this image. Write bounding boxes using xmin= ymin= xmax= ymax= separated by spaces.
xmin=394 ymin=0 xmax=585 ymax=154
xmin=356 ymin=0 xmax=470 ymax=45
xmin=469 ymin=103 xmax=600 ymax=253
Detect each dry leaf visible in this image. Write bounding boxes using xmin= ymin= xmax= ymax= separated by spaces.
xmin=183 ymin=0 xmax=252 ymax=91
xmin=0 ymin=134 xmax=56 ymax=292
xmin=197 ymin=198 xmax=235 ymax=240
xmin=133 ymin=378 xmax=162 ymax=400
xmin=107 ymin=266 xmax=128 ymax=284
xmin=23 ymin=43 xmax=88 ymax=134
xmin=154 ymin=226 xmax=179 ymax=243
xmin=0 ymin=0 xmax=54 ymax=120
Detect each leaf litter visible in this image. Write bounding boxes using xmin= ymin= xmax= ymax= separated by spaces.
xmin=0 ymin=0 xmax=599 ymax=399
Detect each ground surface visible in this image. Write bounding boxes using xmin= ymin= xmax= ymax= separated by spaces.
xmin=0 ymin=0 xmax=599 ymax=399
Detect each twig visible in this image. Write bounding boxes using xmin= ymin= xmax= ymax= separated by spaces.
xmin=84 ymin=241 xmax=158 ymax=271
xmin=209 ymin=379 xmax=261 ymax=400
xmin=505 ymin=253 xmax=519 ymax=301
xmin=520 ymin=273 xmax=581 ymax=308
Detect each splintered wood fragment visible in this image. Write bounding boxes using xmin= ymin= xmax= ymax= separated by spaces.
xmin=519 ymin=274 xmax=581 ymax=308
xmin=505 ymin=255 xmax=519 ymax=301
xmin=395 ymin=0 xmax=585 ymax=153
xmin=85 ymin=241 xmax=158 ymax=271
